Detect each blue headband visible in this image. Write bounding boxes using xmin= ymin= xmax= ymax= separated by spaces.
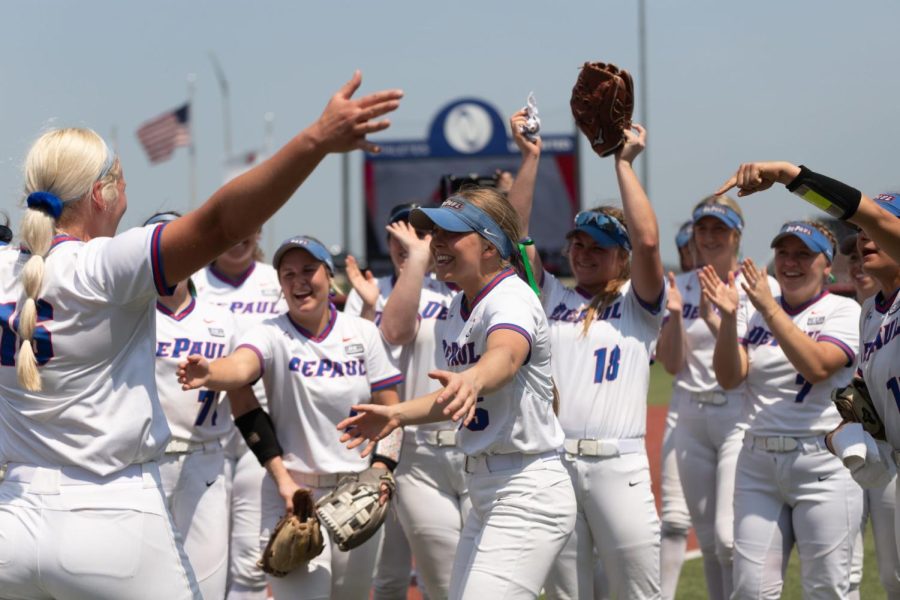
xmin=569 ymin=210 xmax=631 ymax=250
xmin=692 ymin=204 xmax=743 ymax=232
xmin=873 ymin=193 xmax=900 ymax=218
xmin=26 ymin=192 xmax=64 ymax=220
xmin=410 ymin=196 xmax=514 ymax=260
xmin=273 ymin=235 xmax=335 ymax=274
xmin=675 ymin=221 xmax=693 ymax=249
xmin=770 ymin=221 xmax=834 ymax=263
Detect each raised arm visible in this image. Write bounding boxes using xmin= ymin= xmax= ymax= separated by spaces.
xmin=615 ymin=124 xmax=663 ymax=305
xmin=507 ymin=109 xmax=544 ymax=283
xmin=160 ymin=72 xmax=402 ymax=284
xmin=698 ymin=266 xmax=748 ymax=389
xmin=739 ymin=259 xmax=848 ymax=384
xmin=378 ymin=222 xmax=432 ymax=345
xmin=656 ymin=271 xmax=685 ymax=375
xmin=718 ymin=161 xmax=900 ymax=266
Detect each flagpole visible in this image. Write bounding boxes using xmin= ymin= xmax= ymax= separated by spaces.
xmin=264 ymin=112 xmax=276 ymax=257
xmin=187 ymin=73 xmax=198 ymax=209
xmin=209 ymin=52 xmax=232 ymax=161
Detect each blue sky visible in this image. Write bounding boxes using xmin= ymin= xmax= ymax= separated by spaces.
xmin=2 ymin=0 xmax=898 ymax=267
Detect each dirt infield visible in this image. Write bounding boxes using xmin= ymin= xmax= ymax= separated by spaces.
xmin=396 ymin=404 xmax=696 ymax=599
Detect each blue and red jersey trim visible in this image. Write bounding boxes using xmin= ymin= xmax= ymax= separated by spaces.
xmin=371 ymin=373 xmax=404 ymax=391
xmin=50 ymin=234 xmax=81 ymax=250
xmin=460 ymin=268 xmax=516 ymax=321
xmin=209 ymin=262 xmax=256 ymax=288
xmin=288 ymin=304 xmax=337 ymax=343
xmin=487 ymin=323 xmax=533 ymax=364
xmin=875 ymin=288 xmax=900 ymax=315
xmin=817 ymin=335 xmax=856 ymax=367
xmin=156 ymin=297 xmax=196 ymax=321
xmin=780 ymin=290 xmax=829 ymax=316
xmin=151 ymin=223 xmax=175 ymax=296
xmin=236 ymin=343 xmax=266 ymax=378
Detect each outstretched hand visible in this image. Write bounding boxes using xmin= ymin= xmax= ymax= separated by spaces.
xmin=697 ymin=265 xmax=739 ymax=318
xmin=345 ymin=255 xmax=379 ymax=307
xmin=337 ymin=404 xmax=401 ymax=458
xmin=739 ymin=258 xmax=778 ymax=317
xmin=615 ymin=123 xmax=646 ymax=164
xmin=430 ymin=369 xmax=479 ymax=425
xmin=509 ymin=109 xmax=542 ymax=158
xmin=665 ymin=271 xmax=683 ymax=314
xmin=177 ymin=355 xmax=210 ymax=391
xmin=311 ymin=71 xmax=403 ymax=154
xmin=716 ymin=162 xmax=801 ymax=198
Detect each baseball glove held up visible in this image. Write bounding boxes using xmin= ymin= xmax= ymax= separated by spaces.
xmin=257 ymin=488 xmax=324 ymax=577
xmin=315 ymin=467 xmax=395 ymax=552
xmin=570 ymin=62 xmax=635 ymax=157
xmin=832 ymin=378 xmax=886 ymax=441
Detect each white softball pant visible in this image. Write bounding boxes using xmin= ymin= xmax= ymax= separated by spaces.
xmin=871 ymin=474 xmax=900 ymax=598
xmin=388 ymin=430 xmax=470 ymax=600
xmin=158 ymin=441 xmax=229 ymax=600
xmin=544 ymin=445 xmax=661 ymax=600
xmin=224 ymin=439 xmax=267 ymax=599
xmin=372 ymin=501 xmax=415 ymax=600
xmin=660 ymin=397 xmax=690 ymax=600
xmin=672 ymin=388 xmax=745 ymax=600
xmin=732 ymin=435 xmax=863 ymax=600
xmin=0 ymin=462 xmax=200 ymax=600
xmin=260 ymin=471 xmax=384 ymax=600
xmin=449 ymin=451 xmax=576 ymax=600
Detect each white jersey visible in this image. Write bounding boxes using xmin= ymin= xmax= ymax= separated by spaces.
xmin=670 ymin=269 xmax=780 ymax=394
xmin=542 ymin=273 xmax=665 ymax=440
xmin=237 ymin=306 xmax=403 ymax=474
xmin=436 ymin=268 xmax=563 ymax=456
xmin=0 ymin=226 xmax=173 ymax=475
xmin=738 ymin=291 xmax=860 ymax=437
xmin=193 ymin=261 xmax=286 ymax=324
xmin=155 ymin=296 xmax=236 ymax=443
xmin=345 ymin=274 xmax=456 ymax=432
xmin=194 ymin=261 xmax=285 ymax=410
xmin=859 ymin=288 xmax=900 ymax=450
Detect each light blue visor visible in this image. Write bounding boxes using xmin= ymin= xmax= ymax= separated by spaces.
xmin=770 ymin=222 xmax=834 ymax=263
xmin=675 ymin=221 xmax=693 ymax=249
xmin=273 ymin=236 xmax=335 ymax=274
xmin=692 ymin=204 xmax=743 ymax=232
xmin=568 ymin=210 xmax=631 ymax=250
xmin=874 ymin=193 xmax=900 ymax=218
xmin=410 ymin=196 xmax=514 ymax=259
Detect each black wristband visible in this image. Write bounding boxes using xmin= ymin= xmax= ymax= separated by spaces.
xmin=234 ymin=407 xmax=283 ymax=466
xmin=786 ymin=165 xmax=862 ymax=220
xmin=371 ymin=454 xmax=398 ymax=472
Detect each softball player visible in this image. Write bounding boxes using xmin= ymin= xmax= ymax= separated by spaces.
xmin=345 ymin=203 xmax=463 ymax=600
xmin=505 ymin=115 xmax=664 ymax=599
xmin=656 ymin=195 xmax=778 ymax=600
xmin=339 ymin=188 xmax=576 ymax=600
xmin=148 ymin=211 xmax=238 ymax=600
xmin=837 ymin=232 xmax=900 ymax=600
xmin=658 ymin=221 xmax=696 ymax=600
xmin=193 ymin=233 xmax=286 ymax=600
xmin=0 ymin=77 xmax=398 ymax=599
xmin=704 ymin=221 xmax=863 ymax=599
xmin=179 ymin=235 xmax=403 ymax=600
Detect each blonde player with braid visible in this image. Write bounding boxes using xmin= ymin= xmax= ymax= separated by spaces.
xmin=506 ymin=110 xmax=665 ymax=599
xmin=704 ymin=220 xmax=863 ymax=599
xmin=0 ymin=73 xmax=402 ymax=599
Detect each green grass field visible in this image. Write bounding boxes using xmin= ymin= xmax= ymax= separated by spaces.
xmin=645 ymin=363 xmax=888 ymax=599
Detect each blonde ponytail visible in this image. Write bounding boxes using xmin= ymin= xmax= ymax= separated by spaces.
xmin=16 ymin=128 xmax=117 ymax=391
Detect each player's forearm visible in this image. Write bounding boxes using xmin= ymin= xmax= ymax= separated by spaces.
xmin=712 ymin=313 xmax=746 ymax=389
xmin=380 ymin=254 xmax=428 ymax=346
xmin=616 ymin=161 xmax=663 ymax=301
xmin=762 ymin=308 xmax=842 ymax=383
xmin=657 ymin=316 xmax=685 ymax=375
xmin=391 ymin=390 xmax=448 ymax=425
xmin=701 ymin=310 xmax=721 ymax=338
xmin=508 ymin=151 xmax=540 ymax=236
xmin=467 ymin=346 xmax=520 ymax=396
xmin=162 ymin=130 xmax=327 ymax=283
xmin=207 ymin=355 xmax=260 ymax=391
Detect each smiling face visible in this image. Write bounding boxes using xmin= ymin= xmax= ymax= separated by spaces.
xmin=773 ymin=235 xmax=830 ymax=304
xmin=566 ymin=231 xmax=628 ymax=292
xmin=857 ymin=229 xmax=900 ymax=292
xmin=429 ymin=226 xmax=497 ymax=290
xmin=277 ymin=248 xmax=330 ymax=321
xmin=693 ymin=216 xmax=739 ymax=267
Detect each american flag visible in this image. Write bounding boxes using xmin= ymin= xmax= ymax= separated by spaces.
xmin=136 ymin=104 xmax=191 ymax=164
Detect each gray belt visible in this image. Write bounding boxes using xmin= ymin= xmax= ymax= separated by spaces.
xmin=164 ymin=439 xmax=222 ymax=454
xmin=416 ymin=429 xmax=458 ymax=447
xmin=291 ymin=471 xmax=358 ymax=488
xmin=691 ymin=391 xmax=728 ymax=405
xmin=747 ymin=434 xmax=825 ymax=453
